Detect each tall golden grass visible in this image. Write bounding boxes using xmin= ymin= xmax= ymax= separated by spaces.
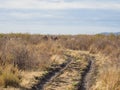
xmin=0 ymin=65 xmax=21 ymax=88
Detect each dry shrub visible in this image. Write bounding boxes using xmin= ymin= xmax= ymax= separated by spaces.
xmin=26 ymin=44 xmax=51 ymax=70
xmin=28 ymin=35 xmax=42 ymax=44
xmin=109 ymin=49 xmax=120 ymax=61
xmin=0 ymin=34 xmax=63 ymax=71
xmin=1 ymin=40 xmax=28 ymax=69
xmin=90 ymin=39 xmax=110 ymax=54
xmin=59 ymin=35 xmax=93 ymax=50
xmin=0 ymin=39 xmax=39 ymax=70
xmin=28 ymin=41 xmax=63 ymax=70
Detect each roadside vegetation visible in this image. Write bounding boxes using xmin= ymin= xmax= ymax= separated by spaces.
xmin=0 ymin=33 xmax=119 ymax=90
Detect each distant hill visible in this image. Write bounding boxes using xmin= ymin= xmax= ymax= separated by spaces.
xmin=100 ymin=32 xmax=120 ymax=35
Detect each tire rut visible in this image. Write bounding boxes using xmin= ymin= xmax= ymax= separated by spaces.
xmin=30 ymin=55 xmax=73 ymax=90
xmin=78 ymin=56 xmax=95 ymax=90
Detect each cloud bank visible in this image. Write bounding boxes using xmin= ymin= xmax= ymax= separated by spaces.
xmin=0 ymin=0 xmax=120 ymax=10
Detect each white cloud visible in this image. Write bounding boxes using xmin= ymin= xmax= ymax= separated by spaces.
xmin=0 ymin=0 xmax=120 ymax=10
xmin=8 ymin=12 xmax=64 ymax=19
xmin=9 ymin=12 xmax=54 ymax=19
xmin=9 ymin=12 xmax=32 ymax=19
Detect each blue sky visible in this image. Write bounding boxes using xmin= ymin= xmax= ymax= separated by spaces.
xmin=0 ymin=0 xmax=120 ymax=34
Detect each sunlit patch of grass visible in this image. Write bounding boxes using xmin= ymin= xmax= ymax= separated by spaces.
xmin=0 ymin=65 xmax=21 ymax=88
xmin=91 ymin=64 xmax=120 ymax=90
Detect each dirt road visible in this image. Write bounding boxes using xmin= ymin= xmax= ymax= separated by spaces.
xmin=30 ymin=52 xmax=96 ymax=90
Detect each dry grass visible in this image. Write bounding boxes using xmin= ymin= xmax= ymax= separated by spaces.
xmin=20 ymin=71 xmax=45 ymax=89
xmin=91 ymin=64 xmax=120 ymax=90
xmin=0 ymin=33 xmax=120 ymax=89
xmin=88 ymin=35 xmax=120 ymax=90
xmin=0 ymin=65 xmax=21 ymax=88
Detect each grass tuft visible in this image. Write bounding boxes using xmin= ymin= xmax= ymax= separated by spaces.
xmin=0 ymin=65 xmax=21 ymax=88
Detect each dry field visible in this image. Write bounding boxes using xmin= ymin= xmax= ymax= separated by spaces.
xmin=0 ymin=33 xmax=120 ymax=90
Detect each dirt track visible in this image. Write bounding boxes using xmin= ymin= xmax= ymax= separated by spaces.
xmin=30 ymin=52 xmax=95 ymax=90
xmin=78 ymin=57 xmax=95 ymax=90
xmin=31 ymin=55 xmax=73 ymax=90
